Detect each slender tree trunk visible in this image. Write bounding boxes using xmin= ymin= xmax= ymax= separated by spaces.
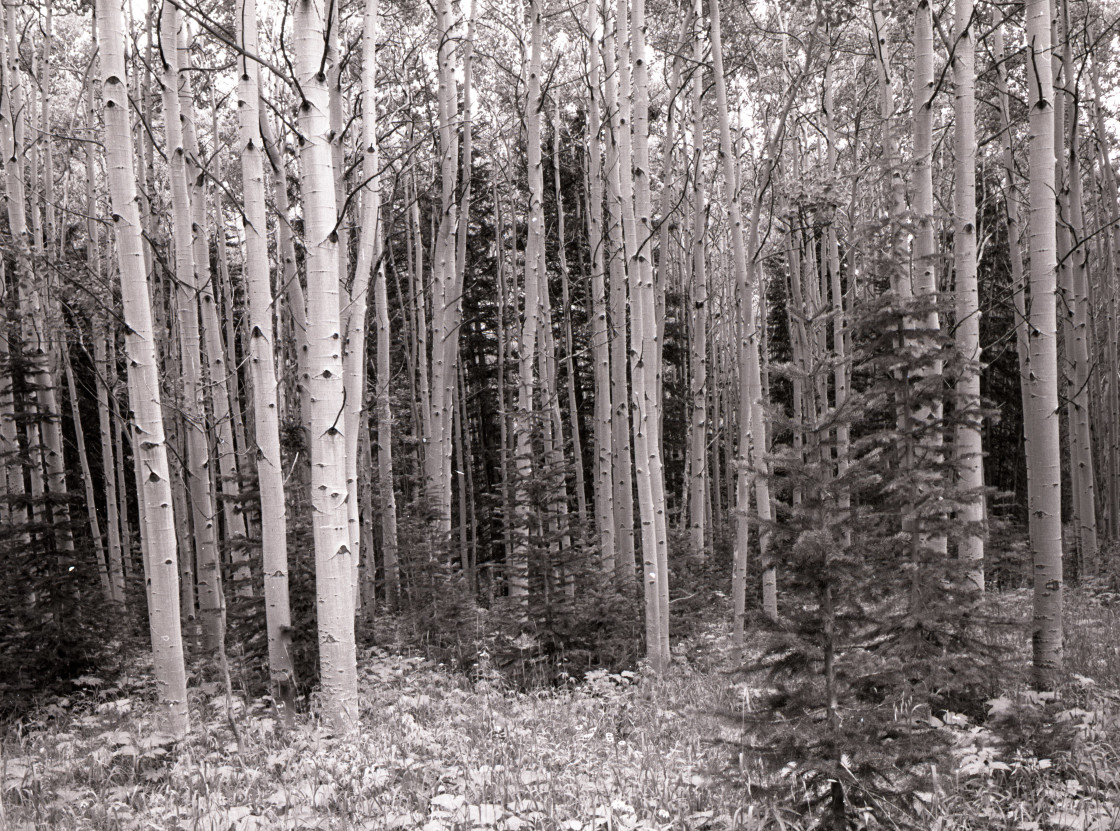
xmin=63 ymin=337 xmax=112 ymax=599
xmin=911 ymin=0 xmax=946 ymax=573
xmin=97 ymin=0 xmax=189 ymax=737
xmin=426 ymin=0 xmax=462 ymax=535
xmin=160 ymin=0 xmax=225 ymax=654
xmin=1056 ymin=0 xmax=1097 ymax=573
xmin=630 ymin=0 xmax=670 ymax=670
xmin=238 ymin=0 xmax=297 ymax=720
xmin=553 ymin=105 xmax=589 ymax=532
xmin=953 ymin=0 xmax=984 ymax=590
xmin=1024 ymin=0 xmax=1064 ymax=691
xmin=511 ymin=0 xmax=544 ymax=607
xmin=584 ymin=0 xmax=615 ymax=572
xmin=602 ymin=4 xmax=636 ymax=587
xmin=94 ymin=327 xmax=127 ymax=603
xmin=295 ymin=0 xmax=358 ymax=731
xmin=174 ymin=23 xmax=246 ymax=574
xmin=687 ymin=0 xmax=708 ymax=557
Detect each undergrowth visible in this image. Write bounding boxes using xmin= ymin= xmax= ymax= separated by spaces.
xmin=2 ymin=589 xmax=1120 ymax=830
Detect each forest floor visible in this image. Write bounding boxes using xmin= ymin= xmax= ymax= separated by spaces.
xmin=3 ymin=588 xmax=1120 ymax=830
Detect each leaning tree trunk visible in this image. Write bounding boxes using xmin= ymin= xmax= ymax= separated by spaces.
xmin=96 ymin=0 xmax=189 ymax=738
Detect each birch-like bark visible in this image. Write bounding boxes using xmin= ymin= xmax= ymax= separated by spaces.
xmin=687 ymin=0 xmax=708 ymax=556
xmin=602 ymin=3 xmax=636 ymax=586
xmin=175 ymin=23 xmax=247 ymax=565
xmin=553 ymin=105 xmax=589 ymax=530
xmin=584 ymin=0 xmax=615 ymax=571
xmin=911 ymin=0 xmax=946 ymax=569
xmin=1024 ymin=0 xmax=1064 ymax=691
xmin=94 ymin=327 xmax=126 ymax=602
xmin=953 ymin=0 xmax=984 ymax=590
xmin=710 ymin=0 xmax=757 ymax=656
xmin=1056 ymin=0 xmax=1097 ymax=572
xmin=511 ymin=0 xmax=544 ymax=606
xmin=824 ymin=54 xmax=850 ymax=548
xmin=63 ymin=339 xmax=116 ymax=601
xmin=295 ymin=0 xmax=358 ymax=731
xmin=238 ymin=0 xmax=297 ymax=719
xmin=631 ymin=0 xmax=670 ymax=670
xmin=343 ymin=0 xmax=382 ymax=604
xmin=160 ymin=0 xmax=224 ymax=653
xmin=994 ymin=20 xmax=1031 ymax=492
xmin=426 ymin=0 xmax=462 ymax=534
xmin=97 ymin=0 xmax=188 ymax=737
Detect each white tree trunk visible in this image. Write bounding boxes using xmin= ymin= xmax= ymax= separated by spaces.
xmin=96 ymin=0 xmax=189 ymax=737
xmin=1024 ymin=0 xmax=1064 ymax=691
xmin=238 ymin=0 xmax=298 ymax=720
xmin=295 ymin=0 xmax=358 ymax=731
xmin=953 ymin=0 xmax=984 ymax=590
xmin=584 ymin=0 xmax=616 ymax=572
xmin=160 ymin=1 xmax=224 ymax=654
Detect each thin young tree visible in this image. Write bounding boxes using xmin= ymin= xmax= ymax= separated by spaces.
xmin=953 ymin=0 xmax=983 ymax=590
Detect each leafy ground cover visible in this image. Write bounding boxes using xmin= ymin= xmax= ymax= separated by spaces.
xmin=3 ymin=590 xmax=1120 ymax=830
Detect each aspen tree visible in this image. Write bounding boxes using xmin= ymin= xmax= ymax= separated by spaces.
xmin=584 ymin=0 xmax=616 ymax=571
xmin=365 ymin=0 xmax=400 ymax=609
xmin=26 ymin=18 xmax=75 ymax=559
xmin=238 ymin=0 xmax=297 ymax=719
xmin=511 ymin=0 xmax=544 ymax=605
xmin=994 ymin=21 xmax=1030 ymax=480
xmin=174 ymin=23 xmax=247 ymax=561
xmin=631 ymin=0 xmax=670 ymax=669
xmin=1 ymin=3 xmax=40 ymax=526
xmin=160 ymin=0 xmax=225 ymax=653
xmin=823 ymin=52 xmax=850 ymax=549
xmin=953 ymin=0 xmax=984 ymax=590
xmin=96 ymin=0 xmax=189 ymax=738
xmin=94 ymin=328 xmax=127 ymax=604
xmin=1024 ymin=0 xmax=1064 ymax=691
xmin=375 ymin=245 xmax=400 ymax=608
xmin=1055 ymin=0 xmax=1097 ymax=572
xmin=709 ymin=0 xmax=781 ymax=644
xmin=1089 ymin=60 xmax=1120 ymax=534
xmin=343 ymin=0 xmax=383 ymax=600
xmin=911 ymin=0 xmax=946 ymax=567
xmin=602 ymin=0 xmax=637 ymax=586
xmin=261 ymin=115 xmax=310 ymax=432
xmin=427 ymin=0 xmax=463 ymax=533
xmin=295 ymin=0 xmax=359 ymax=731
xmin=62 ymin=340 xmax=113 ymax=601
xmin=0 ymin=19 xmax=25 ymax=533
xmin=687 ymin=0 xmax=708 ymax=557
xmin=553 ymin=105 xmax=589 ymax=530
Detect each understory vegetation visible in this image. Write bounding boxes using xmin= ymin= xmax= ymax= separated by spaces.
xmin=4 ymin=574 xmax=1120 ymax=831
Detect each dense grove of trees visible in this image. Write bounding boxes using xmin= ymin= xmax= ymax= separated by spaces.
xmin=1 ymin=0 xmax=1119 ymax=739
